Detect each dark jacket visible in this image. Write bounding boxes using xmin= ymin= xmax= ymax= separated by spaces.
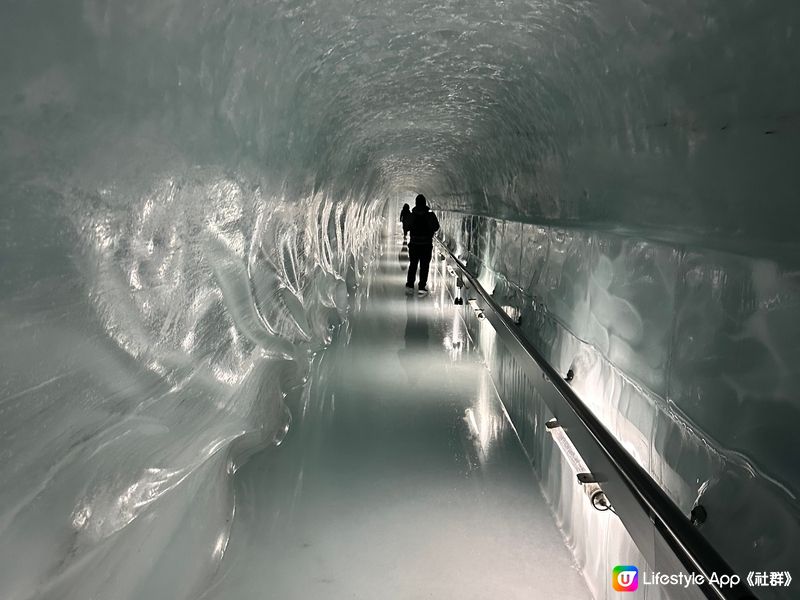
xmin=408 ymin=205 xmax=440 ymax=245
xmin=400 ymin=207 xmax=412 ymax=231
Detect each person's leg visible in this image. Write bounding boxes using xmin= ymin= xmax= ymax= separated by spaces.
xmin=406 ymin=244 xmax=419 ymax=288
xmin=418 ymin=244 xmax=433 ymax=289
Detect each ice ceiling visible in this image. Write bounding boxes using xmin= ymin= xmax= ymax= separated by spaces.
xmin=5 ymin=0 xmax=800 ymax=242
xmin=1 ymin=0 xmax=799 ymax=598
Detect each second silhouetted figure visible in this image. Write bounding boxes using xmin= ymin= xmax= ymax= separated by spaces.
xmin=405 ymin=194 xmax=440 ymax=296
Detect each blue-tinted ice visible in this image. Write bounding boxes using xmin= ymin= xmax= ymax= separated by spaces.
xmin=201 ymin=232 xmax=588 ymax=600
xmin=2 ymin=0 xmax=799 ymax=597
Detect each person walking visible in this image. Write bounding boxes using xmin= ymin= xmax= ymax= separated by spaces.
xmin=399 ymin=203 xmax=412 ymax=241
xmin=405 ymin=194 xmax=440 ymax=296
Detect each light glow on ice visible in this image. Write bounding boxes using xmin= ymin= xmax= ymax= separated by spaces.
xmin=1 ymin=0 xmax=799 ymax=597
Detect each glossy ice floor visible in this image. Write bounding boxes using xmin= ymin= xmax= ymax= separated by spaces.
xmin=202 ymin=232 xmax=589 ymax=600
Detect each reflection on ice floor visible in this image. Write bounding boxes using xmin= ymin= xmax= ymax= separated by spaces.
xmin=203 ymin=235 xmax=589 ymax=600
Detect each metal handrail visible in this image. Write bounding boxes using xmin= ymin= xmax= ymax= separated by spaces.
xmin=435 ymin=239 xmax=757 ymax=600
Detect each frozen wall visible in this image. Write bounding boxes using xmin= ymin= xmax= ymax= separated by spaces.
xmin=2 ymin=2 xmax=387 ymax=596
xmin=1 ymin=176 xmax=382 ymax=599
xmin=2 ymin=0 xmax=800 ymax=598
xmin=437 ymin=213 xmax=800 ymax=598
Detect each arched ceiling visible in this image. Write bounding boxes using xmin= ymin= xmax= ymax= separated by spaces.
xmin=3 ymin=0 xmax=799 ymax=242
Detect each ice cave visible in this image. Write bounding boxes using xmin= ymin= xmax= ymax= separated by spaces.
xmin=1 ymin=1 xmax=798 ymax=599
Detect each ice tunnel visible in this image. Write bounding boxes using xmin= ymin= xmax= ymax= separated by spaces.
xmin=1 ymin=0 xmax=799 ymax=598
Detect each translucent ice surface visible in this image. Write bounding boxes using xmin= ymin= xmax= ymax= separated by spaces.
xmin=2 ymin=0 xmax=799 ymax=598
xmin=200 ymin=235 xmax=589 ymax=600
xmin=0 ymin=181 xmax=383 ymax=599
xmin=438 ymin=213 xmax=800 ymax=598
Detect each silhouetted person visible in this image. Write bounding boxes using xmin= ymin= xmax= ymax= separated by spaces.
xmin=405 ymin=194 xmax=440 ymax=296
xmin=399 ymin=203 xmax=412 ymax=241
